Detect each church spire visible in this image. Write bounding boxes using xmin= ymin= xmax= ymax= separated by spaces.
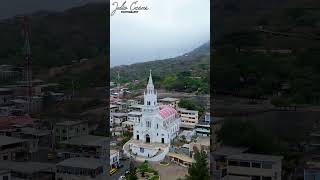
xmin=144 ymin=70 xmax=158 ymax=111
xmin=148 ymin=69 xmax=153 ymax=86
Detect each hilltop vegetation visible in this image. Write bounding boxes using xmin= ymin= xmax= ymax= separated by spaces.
xmin=213 ymin=0 xmax=320 ymax=105
xmin=0 ymin=3 xmax=108 ymax=92
xmin=214 ymin=0 xmax=320 ymax=50
xmin=0 ymin=3 xmax=108 ymax=72
xmin=111 ymin=42 xmax=210 ymax=95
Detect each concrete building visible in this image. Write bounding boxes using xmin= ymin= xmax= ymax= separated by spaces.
xmin=127 ymin=111 xmax=142 ymax=123
xmin=0 ymin=65 xmax=20 ymax=82
xmin=110 ymin=149 xmax=120 ymax=168
xmin=58 ymin=135 xmax=108 ymax=160
xmin=0 ymin=127 xmax=52 ymax=155
xmin=304 ymin=160 xmax=320 ymax=180
xmin=159 ymin=97 xmax=180 ymax=109
xmin=55 ymin=121 xmax=89 ymax=142
xmin=116 ymin=102 xmax=128 ymax=112
xmin=110 ymin=113 xmax=127 ymax=126
xmin=0 ymin=88 xmax=13 ymax=105
xmin=126 ymin=99 xmax=138 ymax=106
xmin=56 ymin=157 xmax=105 ymax=180
xmin=226 ymin=153 xmax=283 ymax=180
xmin=128 ymin=104 xmax=143 ymax=112
xmin=10 ymin=96 xmax=43 ymax=114
xmin=110 ymin=104 xmax=118 ymax=113
xmin=204 ymin=112 xmax=211 ymax=124
xmin=212 ymin=146 xmax=249 ymax=179
xmin=0 ymin=169 xmax=11 ymax=180
xmin=0 ymin=136 xmax=28 ymax=161
xmin=0 ymin=161 xmax=55 ymax=180
xmin=178 ymin=130 xmax=195 ymax=143
xmin=122 ymin=121 xmax=134 ymax=131
xmin=177 ymin=108 xmax=199 ymax=130
xmin=195 ymin=121 xmax=210 ymax=137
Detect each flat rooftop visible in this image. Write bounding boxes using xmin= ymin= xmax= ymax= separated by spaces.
xmin=212 ymin=146 xmax=248 ymax=156
xmin=159 ymin=97 xmax=179 ymax=102
xmin=20 ymin=127 xmax=51 ymax=136
xmin=57 ymin=157 xmax=103 ymax=169
xmin=110 ymin=112 xmax=127 ymax=117
xmin=110 ymin=149 xmax=119 ymax=155
xmin=0 ymin=136 xmax=25 ymax=146
xmin=178 ymin=108 xmax=198 ymax=113
xmin=130 ymin=104 xmax=143 ymax=108
xmin=227 ymin=153 xmax=283 ymax=162
xmin=61 ymin=135 xmax=107 ymax=147
xmin=56 ymin=120 xmax=86 ymax=126
xmin=128 ymin=111 xmax=142 ymax=116
xmin=0 ymin=161 xmax=55 ymax=174
xmin=305 ymin=161 xmax=320 ymax=170
xmin=195 ymin=136 xmax=210 ymax=146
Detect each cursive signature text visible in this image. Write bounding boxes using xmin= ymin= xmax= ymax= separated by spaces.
xmin=111 ymin=1 xmax=149 ymax=16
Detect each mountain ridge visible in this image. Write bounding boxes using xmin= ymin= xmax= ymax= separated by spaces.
xmin=110 ymin=41 xmax=210 ymax=93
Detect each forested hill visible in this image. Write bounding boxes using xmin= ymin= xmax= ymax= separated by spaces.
xmin=0 ymin=3 xmax=108 ymax=71
xmin=110 ymin=42 xmax=210 ymax=94
xmin=214 ymin=0 xmax=320 ymax=50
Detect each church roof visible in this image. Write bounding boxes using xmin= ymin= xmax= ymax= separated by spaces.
xmin=159 ymin=106 xmax=177 ymax=119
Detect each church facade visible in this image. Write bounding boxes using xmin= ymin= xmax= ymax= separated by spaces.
xmin=123 ymin=71 xmax=181 ymax=161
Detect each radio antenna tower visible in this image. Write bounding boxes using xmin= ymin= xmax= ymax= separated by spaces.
xmin=22 ymin=16 xmax=32 ymax=114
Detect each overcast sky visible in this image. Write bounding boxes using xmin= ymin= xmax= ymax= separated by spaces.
xmin=0 ymin=0 xmax=105 ymax=20
xmin=110 ymin=0 xmax=210 ymax=67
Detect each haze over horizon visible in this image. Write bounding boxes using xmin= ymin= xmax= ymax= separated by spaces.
xmin=111 ymin=0 xmax=210 ymax=67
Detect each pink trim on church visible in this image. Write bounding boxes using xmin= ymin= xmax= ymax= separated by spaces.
xmin=159 ymin=106 xmax=177 ymax=119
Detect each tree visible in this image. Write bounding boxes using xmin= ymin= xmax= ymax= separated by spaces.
xmin=127 ymin=160 xmax=138 ymax=180
xmin=178 ymin=99 xmax=205 ymax=116
xmin=185 ymin=147 xmax=209 ymax=180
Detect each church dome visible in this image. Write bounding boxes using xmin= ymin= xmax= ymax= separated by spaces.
xmin=159 ymin=106 xmax=177 ymax=119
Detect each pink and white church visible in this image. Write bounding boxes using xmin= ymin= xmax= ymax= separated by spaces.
xmin=123 ymin=71 xmax=181 ymax=161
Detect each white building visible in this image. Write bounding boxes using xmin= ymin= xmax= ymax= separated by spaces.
xmin=123 ymin=71 xmax=181 ymax=162
xmin=110 ymin=149 xmax=120 ymax=168
xmin=178 ymin=108 xmax=199 ymax=129
xmin=127 ymin=111 xmax=142 ymax=123
xmin=159 ymin=97 xmax=180 ymax=109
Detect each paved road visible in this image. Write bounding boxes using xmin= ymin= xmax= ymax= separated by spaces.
xmin=110 ymin=159 xmax=130 ymax=180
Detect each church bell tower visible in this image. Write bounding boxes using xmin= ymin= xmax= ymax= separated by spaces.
xmin=143 ymin=70 xmax=159 ymax=113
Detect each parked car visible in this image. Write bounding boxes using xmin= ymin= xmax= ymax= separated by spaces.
xmin=110 ymin=168 xmax=117 ymax=176
xmin=118 ymin=175 xmax=126 ymax=180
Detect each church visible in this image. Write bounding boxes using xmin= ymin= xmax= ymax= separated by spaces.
xmin=123 ymin=70 xmax=181 ymax=161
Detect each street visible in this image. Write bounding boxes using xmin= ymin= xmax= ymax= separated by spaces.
xmin=110 ymin=159 xmax=130 ymax=180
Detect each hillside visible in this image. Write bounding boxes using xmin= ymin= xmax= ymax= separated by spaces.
xmin=0 ymin=3 xmax=108 ymax=73
xmin=214 ymin=0 xmax=320 ymax=50
xmin=110 ymin=42 xmax=210 ymax=94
